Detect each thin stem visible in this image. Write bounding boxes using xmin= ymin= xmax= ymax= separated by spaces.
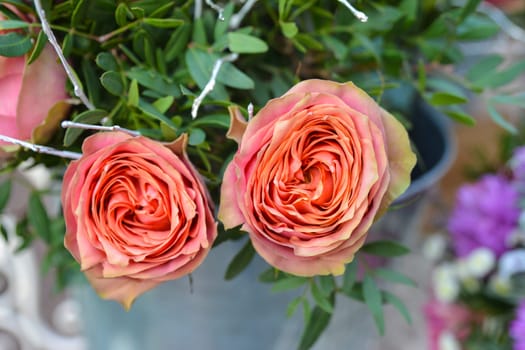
xmin=247 ymin=103 xmax=254 ymax=120
xmin=33 ymin=0 xmax=95 ymax=110
xmin=97 ymin=20 xmax=140 ymax=43
xmin=61 ymin=121 xmax=141 ymax=137
xmin=191 ymin=53 xmax=239 ymax=119
xmin=205 ymin=0 xmax=224 ymax=20
xmin=194 ymin=0 xmax=203 ymax=19
xmin=0 ymin=135 xmax=82 ymax=160
xmin=230 ymin=0 xmax=258 ymax=29
xmin=337 ymin=0 xmax=368 ymax=22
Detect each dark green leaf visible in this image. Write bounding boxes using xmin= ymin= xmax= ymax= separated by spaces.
xmin=71 ymin=0 xmax=89 ymax=27
xmin=383 ymin=291 xmax=412 ymax=324
xmin=298 ymin=305 xmax=332 ymax=350
xmin=115 ymin=3 xmax=133 ymax=26
xmin=0 ymin=225 xmax=7 ymax=242
xmin=363 ymin=276 xmax=385 ymax=335
xmin=459 ymin=0 xmax=482 ymax=22
xmin=342 ymin=259 xmax=358 ymax=293
xmin=360 ymin=240 xmax=410 ymax=257
xmin=27 ymin=30 xmax=47 ymax=65
xmin=96 ymin=52 xmax=119 ymax=71
xmin=127 ymin=67 xmax=180 ymax=97
xmin=228 ymin=32 xmax=268 ymax=54
xmin=164 ymin=23 xmax=192 ymax=63
xmin=271 ymin=276 xmax=308 ymax=292
xmin=214 ymin=2 xmax=235 ymax=41
xmin=190 ymin=114 xmax=229 ymax=129
xmin=311 ymin=281 xmax=333 ymax=313
xmin=188 ymin=128 xmax=206 ymax=146
xmin=143 ymin=18 xmax=184 ymax=28
xmin=138 ymin=99 xmax=178 ymax=130
xmin=443 ymin=109 xmax=475 ymax=125
xmin=224 ymin=239 xmax=256 ymax=280
xmin=63 ymin=109 xmax=107 ymax=147
xmin=318 ymin=275 xmax=335 ymax=296
xmin=28 ymin=192 xmax=51 ymax=243
xmin=258 ymin=267 xmax=285 ymax=283
xmin=100 ymin=71 xmax=124 ymax=96
xmin=0 ymin=180 xmax=12 ymax=212
xmin=0 ymin=32 xmax=32 ymax=57
xmin=374 ymin=268 xmax=417 ymax=287
xmin=457 ymin=14 xmax=499 ymax=40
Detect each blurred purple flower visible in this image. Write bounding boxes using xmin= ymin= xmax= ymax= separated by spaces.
xmin=447 ymin=174 xmax=520 ymax=257
xmin=511 ymin=301 xmax=525 ymax=350
xmin=510 ymin=146 xmax=525 ymax=186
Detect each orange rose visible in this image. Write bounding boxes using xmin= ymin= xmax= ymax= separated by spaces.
xmin=219 ymin=79 xmax=416 ymax=276
xmin=62 ymin=132 xmax=217 ymax=309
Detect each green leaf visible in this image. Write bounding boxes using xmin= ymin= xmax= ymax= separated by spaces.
xmin=383 ymin=291 xmax=412 ymax=324
xmin=100 ymin=71 xmax=124 ymax=96
xmin=466 ymin=55 xmax=503 ymax=83
xmin=143 ymin=18 xmax=183 ymax=28
xmin=138 ymin=99 xmax=178 ymax=130
xmin=429 ymin=92 xmax=467 ymax=106
xmin=152 ymin=96 xmax=173 ymax=113
xmin=281 ymin=21 xmax=298 ymax=38
xmin=286 ymin=296 xmax=303 ymax=318
xmin=115 ymin=2 xmax=133 ymax=26
xmin=63 ymin=109 xmax=107 ymax=147
xmin=0 ymin=225 xmax=7 ymax=242
xmin=360 ymin=240 xmax=410 ymax=257
xmin=400 ymin=0 xmax=417 ymax=23
xmin=228 ymin=32 xmax=268 ymax=54
xmin=27 ymin=30 xmax=48 ymax=65
xmin=460 ymin=0 xmax=482 ymax=22
xmin=342 ymin=259 xmax=358 ymax=293
xmin=311 ymin=281 xmax=333 ymax=313
xmin=190 ymin=114 xmax=229 ymax=129
xmin=302 ymin=299 xmax=311 ymax=326
xmin=224 ymin=239 xmax=256 ymax=280
xmin=0 ymin=19 xmax=29 ymax=30
xmin=484 ymin=61 xmax=525 ymax=89
xmin=490 ymin=93 xmax=525 ymax=109
xmin=128 ymin=79 xmax=139 ymax=107
xmin=164 ymin=23 xmax=192 ymax=63
xmin=443 ymin=109 xmax=476 ymax=125
xmin=96 ymin=52 xmax=119 ymax=71
xmin=28 ymin=192 xmax=51 ymax=243
xmin=0 ymin=180 xmax=12 ymax=212
xmin=188 ymin=128 xmax=206 ymax=146
xmin=0 ymin=32 xmax=32 ymax=57
xmin=318 ymin=275 xmax=335 ymax=296
xmin=298 ymin=305 xmax=332 ymax=350
xmin=127 ymin=67 xmax=180 ymax=97
xmin=258 ymin=267 xmax=285 ymax=283
xmin=271 ymin=276 xmax=308 ymax=292
xmin=363 ymin=276 xmax=385 ymax=335
xmin=374 ymin=268 xmax=417 ymax=287
xmin=457 ymin=13 xmax=499 ymax=40
xmin=487 ymin=103 xmax=518 ymax=134
xmin=214 ymin=2 xmax=235 ymax=41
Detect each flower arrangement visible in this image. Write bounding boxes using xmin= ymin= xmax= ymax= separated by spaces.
xmin=1 ymin=0 xmax=525 ymax=348
xmin=425 ymin=144 xmax=525 ymax=350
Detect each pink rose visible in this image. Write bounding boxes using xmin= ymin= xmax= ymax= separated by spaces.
xmin=219 ymin=79 xmax=416 ymax=276
xmin=0 ymin=45 xmax=69 ymax=146
xmin=62 ymin=132 xmax=217 ymax=309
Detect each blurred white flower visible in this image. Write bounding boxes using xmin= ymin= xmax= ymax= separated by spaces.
xmin=465 ymin=248 xmax=496 ymax=278
xmin=433 ymin=264 xmax=459 ymax=303
xmin=422 ymin=234 xmax=448 ymax=262
xmin=499 ymin=249 xmax=525 ymax=278
xmin=438 ymin=331 xmax=460 ymax=350
xmin=489 ymin=274 xmax=511 ymax=296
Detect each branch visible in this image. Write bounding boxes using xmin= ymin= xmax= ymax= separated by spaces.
xmin=33 ymin=0 xmax=95 ymax=110
xmin=230 ymin=0 xmax=258 ymax=29
xmin=61 ymin=121 xmax=141 ymax=137
xmin=337 ymin=0 xmax=368 ymax=22
xmin=0 ymin=135 xmax=82 ymax=160
xmin=191 ymin=53 xmax=239 ymax=119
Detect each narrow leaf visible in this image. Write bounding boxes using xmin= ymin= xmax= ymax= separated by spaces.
xmin=311 ymin=281 xmax=334 ymax=313
xmin=286 ymin=296 xmax=302 ymax=318
xmin=361 ymin=240 xmax=410 ymax=257
xmin=28 ymin=192 xmax=51 ymax=243
xmin=63 ymin=109 xmax=107 ymax=147
xmin=383 ymin=291 xmax=412 ymax=324
xmin=27 ymin=30 xmax=48 ymax=65
xmin=228 ymin=32 xmax=268 ymax=54
xmin=271 ymin=276 xmax=308 ymax=292
xmin=374 ymin=268 xmax=417 ymax=287
xmin=143 ymin=18 xmax=183 ymax=28
xmin=363 ymin=276 xmax=385 ymax=335
xmin=298 ymin=305 xmax=332 ymax=350
xmin=342 ymin=259 xmax=358 ymax=293
xmin=0 ymin=32 xmax=32 ymax=57
xmin=0 ymin=19 xmax=29 ymax=30
xmin=224 ymin=239 xmax=256 ymax=280
xmin=0 ymin=180 xmax=12 ymax=212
